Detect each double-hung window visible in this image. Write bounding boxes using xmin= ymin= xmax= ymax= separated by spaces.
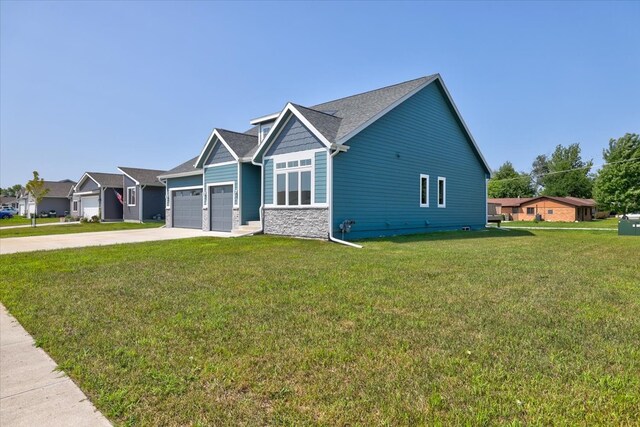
xmin=437 ymin=177 xmax=446 ymax=208
xmin=275 ymin=158 xmax=312 ymax=206
xmin=127 ymin=187 xmax=136 ymax=206
xmin=419 ymin=174 xmax=429 ymax=207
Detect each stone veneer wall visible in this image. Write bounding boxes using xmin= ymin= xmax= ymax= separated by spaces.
xmin=263 ymin=208 xmax=328 ymax=239
xmin=202 ymin=207 xmax=240 ymax=231
xmin=165 ymin=208 xmax=172 ymax=228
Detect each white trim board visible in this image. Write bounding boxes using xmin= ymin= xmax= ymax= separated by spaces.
xmin=194 ymin=129 xmax=241 ymax=168
xmin=166 ymin=185 xmax=203 ymax=209
xmin=203 ymin=181 xmax=237 ymax=209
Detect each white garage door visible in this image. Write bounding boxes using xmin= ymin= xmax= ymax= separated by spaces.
xmin=28 ymin=202 xmax=35 ymax=215
xmin=81 ymin=196 xmax=99 ymax=219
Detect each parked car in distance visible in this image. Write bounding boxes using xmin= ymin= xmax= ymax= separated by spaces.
xmin=618 ymin=213 xmax=640 ymax=220
xmin=1 ymin=207 xmax=18 ymax=215
xmin=0 ymin=209 xmax=14 ymax=219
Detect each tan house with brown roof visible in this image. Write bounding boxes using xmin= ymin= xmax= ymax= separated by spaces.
xmin=489 ymin=196 xmax=596 ymax=222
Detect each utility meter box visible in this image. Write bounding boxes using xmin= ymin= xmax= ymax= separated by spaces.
xmin=618 ymin=219 xmax=640 ymax=236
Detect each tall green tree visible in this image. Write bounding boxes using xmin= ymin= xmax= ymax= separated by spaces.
xmin=593 ymin=133 xmax=640 ymax=214
xmin=25 ymin=171 xmax=49 ymax=225
xmin=0 ymin=184 xmax=24 ymax=197
xmin=531 ymin=154 xmax=549 ymax=195
xmin=540 ymin=143 xmax=593 ymax=198
xmin=488 ymin=161 xmax=535 ymax=198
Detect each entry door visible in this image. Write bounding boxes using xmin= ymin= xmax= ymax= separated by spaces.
xmin=210 ymin=185 xmax=233 ymax=232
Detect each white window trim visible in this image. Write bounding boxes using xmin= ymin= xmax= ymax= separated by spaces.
xmin=267 ymin=151 xmax=317 ymax=208
xmin=166 ymin=185 xmax=202 ymax=209
xmin=437 ymin=176 xmax=446 ymax=208
xmin=126 ymin=186 xmax=137 ymax=206
xmin=204 ymin=181 xmax=237 ymax=209
xmin=419 ymin=174 xmax=429 ymax=207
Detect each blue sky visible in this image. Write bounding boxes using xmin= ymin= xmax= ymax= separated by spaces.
xmin=1 ymin=1 xmax=639 ymax=186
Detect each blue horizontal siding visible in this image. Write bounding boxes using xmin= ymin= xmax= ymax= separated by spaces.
xmin=205 ymin=163 xmax=238 ymax=205
xmin=314 ymin=151 xmax=327 ymax=203
xmin=333 ymin=81 xmax=487 ymax=240
xmin=266 ymin=116 xmax=324 ymax=156
xmin=205 ymin=141 xmax=235 ymax=165
xmin=167 ymin=174 xmax=202 ymax=190
xmin=264 ymin=158 xmax=273 ymax=204
xmin=241 ymin=163 xmax=261 ymax=223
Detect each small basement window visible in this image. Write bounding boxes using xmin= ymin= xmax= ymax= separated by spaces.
xmin=127 ymin=187 xmax=136 ymax=206
xmin=420 ymin=174 xmax=429 ymax=207
xmin=547 ymin=209 xmax=553 ymax=214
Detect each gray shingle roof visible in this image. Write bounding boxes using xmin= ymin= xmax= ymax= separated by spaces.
xmin=86 ymin=172 xmax=124 ymax=188
xmin=291 ymin=104 xmax=342 ymax=142
xmin=248 ymin=75 xmax=437 ymax=143
xmin=161 ymin=156 xmax=201 ymax=177
xmin=42 ymin=180 xmax=76 ymax=198
xmin=118 ymin=167 xmax=166 ymax=186
xmin=310 ymin=75 xmax=437 ymax=142
xmin=216 ymin=129 xmax=259 ymax=158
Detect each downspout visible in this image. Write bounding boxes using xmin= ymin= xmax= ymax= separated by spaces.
xmin=327 ymin=147 xmax=362 ymax=249
xmin=250 ymin=156 xmax=264 ymax=234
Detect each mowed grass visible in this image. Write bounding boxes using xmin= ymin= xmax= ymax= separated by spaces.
xmin=502 ymin=218 xmax=618 ymax=229
xmin=0 ymin=216 xmax=60 ymax=227
xmin=1 ymin=230 xmax=639 ymax=425
xmin=0 ymin=221 xmax=163 ymax=238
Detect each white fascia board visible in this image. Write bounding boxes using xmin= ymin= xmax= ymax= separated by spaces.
xmin=117 ymin=168 xmax=140 ymax=185
xmin=249 ymin=112 xmax=279 ymax=125
xmin=194 ymin=129 xmax=240 ymax=169
xmin=157 ymin=170 xmax=203 ymax=179
xmin=73 ymin=172 xmax=100 ymax=192
xmin=434 ymin=76 xmax=492 ymax=175
xmin=252 ymin=103 xmax=332 ymax=163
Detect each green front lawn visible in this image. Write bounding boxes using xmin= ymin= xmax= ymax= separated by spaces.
xmin=501 ymin=217 xmax=618 ymax=229
xmin=1 ymin=230 xmax=638 ymax=425
xmin=0 ymin=221 xmax=163 ymax=238
xmin=0 ymin=216 xmax=61 ymax=227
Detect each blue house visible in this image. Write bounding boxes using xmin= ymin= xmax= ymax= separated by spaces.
xmin=162 ymin=74 xmax=491 ymax=241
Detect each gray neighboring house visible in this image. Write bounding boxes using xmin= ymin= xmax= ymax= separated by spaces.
xmin=70 ymin=172 xmax=124 ymax=221
xmin=117 ymin=167 xmax=166 ymax=222
xmin=157 ymin=156 xmax=203 ymax=229
xmin=22 ymin=180 xmax=76 ymax=217
xmin=0 ymin=196 xmax=19 ymax=209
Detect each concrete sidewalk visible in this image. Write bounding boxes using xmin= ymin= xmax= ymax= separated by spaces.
xmin=0 ymin=227 xmax=235 ymax=255
xmin=0 ymin=222 xmax=80 ymax=230
xmin=0 ymin=304 xmax=111 ymax=427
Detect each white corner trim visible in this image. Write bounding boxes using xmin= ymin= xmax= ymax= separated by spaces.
xmin=158 ymin=170 xmax=203 ymax=180
xmin=203 ymin=160 xmax=238 ymax=168
xmin=73 ymin=172 xmax=100 ymax=192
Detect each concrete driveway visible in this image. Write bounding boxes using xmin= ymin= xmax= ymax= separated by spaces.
xmin=0 ymin=228 xmax=233 ymax=255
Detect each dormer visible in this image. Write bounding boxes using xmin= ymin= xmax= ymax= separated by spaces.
xmin=250 ymin=112 xmax=279 ymax=143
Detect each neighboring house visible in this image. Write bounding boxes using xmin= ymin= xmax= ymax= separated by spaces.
xmin=117 ymin=167 xmax=166 ymax=222
xmin=489 ymin=196 xmax=596 ymax=221
xmin=193 ymin=129 xmax=261 ymax=232
xmin=22 ymin=180 xmax=76 ymax=217
xmin=70 ymin=172 xmax=124 ymax=221
xmin=157 ymin=157 xmax=203 ymax=229
xmin=252 ymin=74 xmax=491 ymax=240
xmin=161 ymin=74 xmax=491 ymax=240
xmin=0 ymin=196 xmax=19 ymax=209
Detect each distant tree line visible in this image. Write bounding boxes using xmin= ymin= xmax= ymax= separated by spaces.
xmin=488 ymin=133 xmax=639 ymax=214
xmin=0 ymin=184 xmax=24 ymax=197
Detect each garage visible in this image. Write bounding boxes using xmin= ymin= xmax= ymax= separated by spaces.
xmin=81 ymin=196 xmax=99 ymax=219
xmin=172 ymin=189 xmax=202 ymax=229
xmin=210 ymin=185 xmax=233 ymax=232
